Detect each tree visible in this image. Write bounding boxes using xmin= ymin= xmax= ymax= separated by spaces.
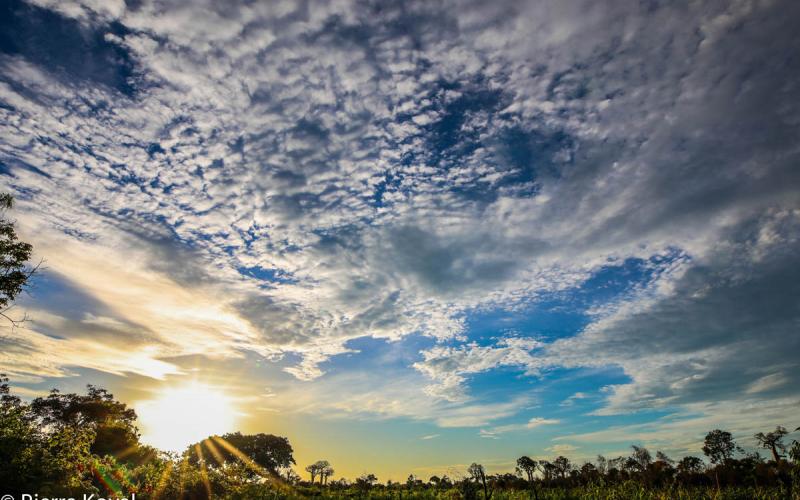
xmin=305 ymin=465 xmax=316 ymax=484
xmin=29 ymin=385 xmax=140 ymax=460
xmin=468 ymin=463 xmax=493 ymax=500
xmin=596 ymin=455 xmax=608 ymax=475
xmin=303 ymin=459 xmax=334 ymax=485
xmin=305 ymin=462 xmax=318 ymax=484
xmin=630 ymin=445 xmax=652 ymax=472
xmin=754 ymin=426 xmax=789 ymax=463
xmin=284 ymin=468 xmax=301 ymax=484
xmin=553 ymin=456 xmax=572 ymax=479
xmin=579 ymin=462 xmax=599 ymax=483
xmin=539 ymin=460 xmax=556 ymax=484
xmin=356 ymin=473 xmax=377 ymax=492
xmin=788 ymin=429 xmax=800 ymax=465
xmin=187 ymin=432 xmax=294 ymax=478
xmin=0 ymin=193 xmax=36 ymax=325
xmin=677 ymin=456 xmax=705 ymax=474
xmin=655 ymin=451 xmax=674 ymax=465
xmin=406 ymin=473 xmax=422 ymax=489
xmin=703 ymin=429 xmax=738 ymax=465
xmin=703 ymin=429 xmax=739 ymax=490
xmin=0 ymin=376 xmax=96 ymax=494
xmin=318 ymin=460 xmax=334 ymax=485
xmin=515 ymin=456 xmax=539 ymax=500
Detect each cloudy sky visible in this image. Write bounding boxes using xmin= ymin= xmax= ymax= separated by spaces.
xmin=1 ymin=0 xmax=799 ymax=479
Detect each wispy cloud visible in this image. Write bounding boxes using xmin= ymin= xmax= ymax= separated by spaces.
xmin=560 ymin=393 xmax=588 ymax=407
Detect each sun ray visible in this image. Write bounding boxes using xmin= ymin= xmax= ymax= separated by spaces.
xmin=194 ymin=443 xmax=213 ymax=499
xmin=150 ymin=459 xmax=174 ymax=500
xmin=212 ymin=435 xmax=271 ymax=478
xmin=203 ymin=436 xmax=226 ymax=465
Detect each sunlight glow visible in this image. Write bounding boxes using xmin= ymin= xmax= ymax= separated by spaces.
xmin=137 ymin=382 xmax=238 ymax=452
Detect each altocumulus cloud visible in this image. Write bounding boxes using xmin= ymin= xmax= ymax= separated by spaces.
xmin=0 ymin=0 xmax=798 ymax=438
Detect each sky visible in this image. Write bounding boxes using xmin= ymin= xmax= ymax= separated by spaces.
xmin=1 ymin=0 xmax=799 ymax=482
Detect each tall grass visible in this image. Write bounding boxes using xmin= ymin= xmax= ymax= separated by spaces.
xmin=232 ymin=482 xmax=796 ymax=500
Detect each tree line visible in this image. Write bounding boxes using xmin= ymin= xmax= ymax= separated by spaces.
xmin=1 ymin=378 xmax=799 ymax=499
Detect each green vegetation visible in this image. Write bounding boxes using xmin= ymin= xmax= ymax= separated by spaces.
xmin=1 ymin=379 xmax=798 ymax=499
xmin=0 ymin=193 xmax=36 ymax=325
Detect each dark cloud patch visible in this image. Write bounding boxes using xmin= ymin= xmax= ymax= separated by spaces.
xmin=386 ymin=225 xmax=521 ymax=294
xmin=0 ymin=0 xmax=138 ymax=96
xmin=21 ymin=271 xmax=111 ymax=324
xmin=306 ymin=1 xmax=457 ymax=66
xmin=17 ymin=271 xmax=159 ymax=346
xmin=546 ymin=68 xmax=589 ymax=101
xmin=0 ymin=158 xmax=52 ymax=180
xmin=233 ymin=294 xmax=320 ymax=347
xmin=271 ymin=169 xmax=308 ymax=189
xmin=492 ymin=127 xmax=574 ymax=187
xmin=549 ymin=212 xmax=800 ymax=411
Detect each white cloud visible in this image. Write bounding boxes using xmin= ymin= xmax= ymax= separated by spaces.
xmin=560 ymin=392 xmax=588 ymax=407
xmin=479 ymin=417 xmax=561 ymax=438
xmin=0 ymin=0 xmax=798 ymax=440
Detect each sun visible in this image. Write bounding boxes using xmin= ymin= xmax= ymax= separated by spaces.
xmin=136 ymin=382 xmax=238 ymax=452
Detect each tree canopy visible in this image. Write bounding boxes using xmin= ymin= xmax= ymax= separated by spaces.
xmin=187 ymin=431 xmax=295 ymax=477
xmin=0 ymin=193 xmax=35 ymax=322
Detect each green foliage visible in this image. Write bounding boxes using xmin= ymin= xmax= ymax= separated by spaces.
xmin=0 ymin=376 xmax=97 ymax=495
xmin=186 ymin=431 xmax=295 ymax=477
xmin=0 ymin=193 xmax=35 ymax=315
xmin=30 ymin=384 xmax=141 ymax=459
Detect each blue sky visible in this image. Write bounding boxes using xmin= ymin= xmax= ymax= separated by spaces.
xmin=1 ymin=0 xmax=799 ymax=480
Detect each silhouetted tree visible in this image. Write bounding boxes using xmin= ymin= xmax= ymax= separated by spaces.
xmin=305 ymin=460 xmax=331 ymax=485
xmin=789 ymin=427 xmax=800 ymax=465
xmin=655 ymin=451 xmax=674 ymax=465
xmin=305 ymin=463 xmax=318 ymax=484
xmin=284 ymin=468 xmax=301 ymax=484
xmin=754 ymin=426 xmax=789 ymax=463
xmin=553 ymin=456 xmax=572 ymax=479
xmin=595 ymin=455 xmax=608 ymax=475
xmin=319 ymin=461 xmax=334 ymax=485
xmin=539 ymin=460 xmax=556 ymax=484
xmin=677 ymin=456 xmax=704 ymax=474
xmin=579 ymin=462 xmax=600 ymax=484
xmin=703 ymin=429 xmax=739 ymax=490
xmin=516 ymin=456 xmax=540 ymax=500
xmin=630 ymin=445 xmax=652 ymax=472
xmin=469 ymin=463 xmax=493 ymax=500
xmin=703 ymin=429 xmax=738 ymax=465
xmin=356 ymin=472 xmax=377 ymax=493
